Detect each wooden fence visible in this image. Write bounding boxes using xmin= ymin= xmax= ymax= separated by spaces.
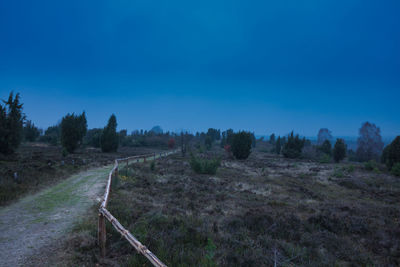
xmin=98 ymin=149 xmax=179 ymax=267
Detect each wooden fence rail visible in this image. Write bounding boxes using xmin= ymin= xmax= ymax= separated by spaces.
xmin=98 ymin=149 xmax=179 ymax=267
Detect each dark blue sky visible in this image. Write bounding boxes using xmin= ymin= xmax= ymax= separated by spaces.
xmin=0 ymin=0 xmax=399 ymax=137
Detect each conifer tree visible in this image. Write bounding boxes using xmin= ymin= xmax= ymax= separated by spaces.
xmin=333 ymin=138 xmax=346 ymax=163
xmin=101 ymin=114 xmax=119 ymax=152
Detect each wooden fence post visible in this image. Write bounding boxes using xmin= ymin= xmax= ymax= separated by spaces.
xmin=98 ymin=212 xmax=106 ymax=257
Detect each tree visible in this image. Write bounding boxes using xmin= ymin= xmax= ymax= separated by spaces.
xmin=0 ymin=92 xmax=25 ymax=154
xmin=317 ymin=128 xmax=332 ymax=145
xmin=356 ymin=122 xmax=384 ymax=162
xmin=101 ymin=114 xmax=119 ymax=152
xmin=319 ymin=140 xmax=332 ymax=155
xmin=42 ymin=125 xmax=61 ymax=145
xmin=61 ymin=112 xmax=87 ymax=153
xmin=24 ymin=120 xmax=41 ymax=142
xmin=251 ymin=132 xmax=256 ymax=148
xmin=275 ymin=136 xmax=281 ymax=154
xmin=205 ymin=135 xmax=213 ymax=150
xmin=282 ymin=132 xmax=305 ymax=159
xmin=150 ymin=125 xmax=163 ymax=135
xmin=231 ymin=131 xmax=252 ymax=159
xmin=269 ymin=133 xmax=276 ymax=144
xmin=333 ymin=138 xmax=346 ymax=163
xmin=385 ymin=136 xmax=400 ymax=170
xmin=168 ymin=138 xmax=176 ymax=149
xmin=84 ymin=128 xmax=103 ymax=148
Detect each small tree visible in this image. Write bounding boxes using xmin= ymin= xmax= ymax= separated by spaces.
xmin=205 ymin=135 xmax=213 ymax=150
xmin=386 ymin=136 xmax=400 ymax=170
xmin=333 ymin=138 xmax=346 ymax=163
xmin=317 ymin=128 xmax=333 ymax=145
xmin=269 ymin=133 xmax=276 ymax=144
xmin=319 ymin=140 xmax=332 ymax=155
xmin=282 ymin=132 xmax=305 ymax=159
xmin=231 ymin=131 xmax=252 ymax=159
xmin=275 ymin=136 xmax=281 ymax=154
xmin=42 ymin=125 xmax=61 ymax=145
xmin=24 ymin=120 xmax=41 ymax=142
xmin=84 ymin=128 xmax=103 ymax=148
xmin=356 ymin=122 xmax=384 ymax=162
xmin=168 ymin=138 xmax=176 ymax=149
xmin=101 ymin=114 xmax=119 ymax=152
xmin=0 ymin=92 xmax=25 ymax=154
xmin=61 ymin=112 xmax=87 ymax=153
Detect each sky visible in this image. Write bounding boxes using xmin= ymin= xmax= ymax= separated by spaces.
xmin=0 ymin=0 xmax=399 ymax=137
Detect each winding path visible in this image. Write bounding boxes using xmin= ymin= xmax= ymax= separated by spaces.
xmin=0 ymin=165 xmax=112 ymax=266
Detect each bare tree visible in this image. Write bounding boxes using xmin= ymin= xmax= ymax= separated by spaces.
xmin=317 ymin=128 xmax=332 ymax=145
xmin=356 ymin=122 xmax=384 ymax=162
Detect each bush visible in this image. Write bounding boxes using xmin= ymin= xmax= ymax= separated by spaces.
xmin=189 ymin=155 xmax=221 ymax=174
xmin=319 ymin=154 xmax=331 ymax=164
xmin=205 ymin=136 xmax=213 ymax=150
xmin=391 ymin=163 xmax=400 ymax=177
xmin=60 ymin=112 xmax=87 ymax=153
xmin=386 ymin=136 xmax=400 ymax=170
xmin=150 ymin=161 xmax=155 ymax=171
xmin=0 ymin=92 xmax=25 ymax=154
xmin=101 ymin=114 xmax=119 ymax=152
xmin=364 ymin=160 xmax=378 ymax=171
xmin=168 ymin=138 xmax=176 ymax=149
xmin=282 ymin=132 xmax=305 ymax=159
xmin=231 ymin=131 xmax=252 ymax=159
xmin=333 ymin=138 xmax=346 ymax=163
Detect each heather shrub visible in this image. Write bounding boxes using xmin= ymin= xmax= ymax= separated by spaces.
xmin=231 ymin=131 xmax=252 ymax=159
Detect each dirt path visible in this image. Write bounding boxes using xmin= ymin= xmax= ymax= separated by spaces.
xmin=0 ymin=165 xmax=112 ymax=267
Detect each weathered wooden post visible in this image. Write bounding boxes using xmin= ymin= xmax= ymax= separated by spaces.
xmin=98 ymin=212 xmax=106 ymax=257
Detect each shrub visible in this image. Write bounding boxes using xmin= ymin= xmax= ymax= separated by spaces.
xmin=231 ymin=131 xmax=252 ymax=159
xmin=60 ymin=112 xmax=87 ymax=153
xmin=282 ymin=132 xmax=305 ymax=159
xmin=0 ymin=92 xmax=25 ymax=154
xmin=386 ymin=136 xmax=400 ymax=170
xmin=168 ymin=138 xmax=176 ymax=149
xmin=391 ymin=163 xmax=400 ymax=177
xmin=333 ymin=138 xmax=346 ymax=163
xmin=319 ymin=154 xmax=331 ymax=164
xmin=101 ymin=114 xmax=119 ymax=152
xmin=364 ymin=160 xmax=378 ymax=171
xmin=150 ymin=161 xmax=155 ymax=171
xmin=189 ymin=155 xmax=221 ymax=174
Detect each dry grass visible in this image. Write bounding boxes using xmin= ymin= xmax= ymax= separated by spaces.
xmin=64 ymin=150 xmax=400 ymax=266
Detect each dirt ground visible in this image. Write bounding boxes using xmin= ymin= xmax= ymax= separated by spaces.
xmin=57 ymin=149 xmax=400 ymax=266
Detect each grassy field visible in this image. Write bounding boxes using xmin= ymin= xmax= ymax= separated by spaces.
xmin=59 ymin=149 xmax=399 ymax=266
